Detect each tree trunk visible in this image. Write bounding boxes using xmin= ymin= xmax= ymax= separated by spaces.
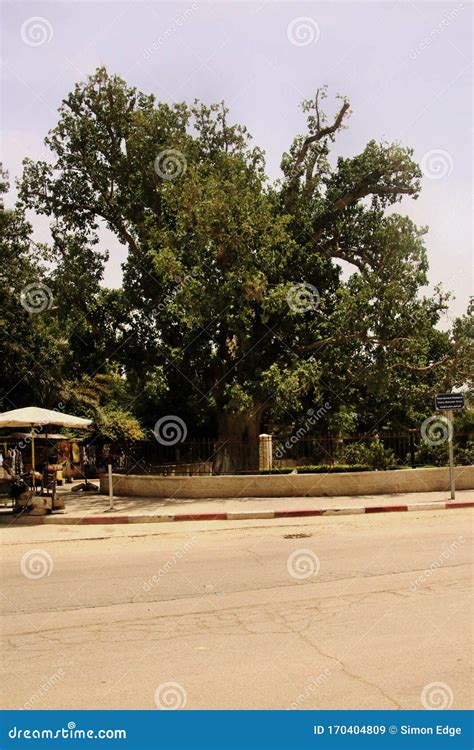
xmin=213 ymin=408 xmax=261 ymax=474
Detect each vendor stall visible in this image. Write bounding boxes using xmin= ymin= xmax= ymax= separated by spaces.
xmin=0 ymin=407 xmax=92 ymax=515
xmin=0 ymin=433 xmax=85 ymax=484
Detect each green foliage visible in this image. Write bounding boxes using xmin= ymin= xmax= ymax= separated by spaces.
xmin=455 ymin=442 xmax=474 ymax=466
xmin=1 ymin=69 xmax=470 ymax=468
xmin=414 ymin=442 xmax=448 ymax=467
xmin=60 ymin=373 xmax=144 ymax=442
xmin=260 ymin=465 xmax=372 ymax=474
xmin=327 ymin=406 xmax=358 ymax=435
xmin=0 ymin=168 xmax=67 ymax=407
xmin=415 ymin=437 xmax=474 ymax=467
xmin=339 ymin=439 xmax=398 ymax=470
xmin=92 ymin=406 xmax=144 ymax=442
xmin=295 ymin=464 xmax=372 ymax=474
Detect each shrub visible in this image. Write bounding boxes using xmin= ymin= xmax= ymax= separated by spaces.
xmin=261 ymin=464 xmax=372 ymax=474
xmin=296 ymin=464 xmax=371 ymax=474
xmin=454 ymin=441 xmax=474 ymax=466
xmin=414 ymin=438 xmax=474 ymax=467
xmin=414 ymin=442 xmax=448 ymax=467
xmin=362 ymin=439 xmax=398 ymax=470
xmin=339 ymin=439 xmax=398 ymax=470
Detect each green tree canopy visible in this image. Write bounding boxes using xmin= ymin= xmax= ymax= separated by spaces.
xmin=15 ymin=68 xmax=472 ymax=469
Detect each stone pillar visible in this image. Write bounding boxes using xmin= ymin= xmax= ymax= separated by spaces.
xmin=259 ymin=433 xmax=273 ymax=472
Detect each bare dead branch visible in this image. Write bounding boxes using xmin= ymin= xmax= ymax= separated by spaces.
xmin=285 ymin=93 xmax=350 ymax=210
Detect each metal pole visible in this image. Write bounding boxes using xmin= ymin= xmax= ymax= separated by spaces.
xmin=447 ymin=409 xmax=455 ymax=500
xmin=409 ymin=430 xmax=415 ymax=469
xmin=108 ymin=463 xmax=114 ymax=511
xmin=31 ymin=427 xmax=36 ymax=490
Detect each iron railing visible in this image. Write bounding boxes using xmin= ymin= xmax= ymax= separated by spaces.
xmin=96 ymin=438 xmax=257 ymax=476
xmin=90 ymin=430 xmax=472 ymax=476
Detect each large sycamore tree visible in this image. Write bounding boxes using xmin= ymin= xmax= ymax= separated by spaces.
xmin=19 ymin=68 xmax=470 ymax=469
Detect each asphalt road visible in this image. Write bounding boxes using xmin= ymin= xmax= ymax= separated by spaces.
xmin=1 ymin=509 xmax=472 ymax=710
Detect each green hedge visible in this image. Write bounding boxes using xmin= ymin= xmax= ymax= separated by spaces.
xmin=297 ymin=464 xmax=372 ymax=474
xmin=259 ymin=463 xmax=416 ymax=474
xmin=260 ymin=464 xmax=372 ymax=475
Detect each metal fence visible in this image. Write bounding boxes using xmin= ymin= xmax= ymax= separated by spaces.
xmin=273 ymin=432 xmax=419 ymax=468
xmin=93 ymin=430 xmax=472 ymax=476
xmin=273 ymin=430 xmax=472 ymax=469
xmin=97 ymin=438 xmax=257 ymax=476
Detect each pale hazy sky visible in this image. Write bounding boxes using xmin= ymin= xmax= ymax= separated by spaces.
xmin=2 ymin=1 xmax=472 ymax=323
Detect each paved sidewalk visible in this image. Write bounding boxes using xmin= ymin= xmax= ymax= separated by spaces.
xmin=0 ymin=488 xmax=472 ymax=525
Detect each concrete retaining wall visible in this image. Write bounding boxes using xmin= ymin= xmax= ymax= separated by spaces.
xmin=100 ymin=465 xmax=474 ymax=499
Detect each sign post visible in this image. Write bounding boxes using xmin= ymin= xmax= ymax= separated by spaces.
xmin=446 ymin=409 xmax=455 ymax=501
xmin=434 ymin=393 xmax=465 ymax=501
xmin=108 ymin=463 xmax=114 ymax=511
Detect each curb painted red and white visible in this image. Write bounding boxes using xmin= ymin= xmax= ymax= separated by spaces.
xmin=1 ymin=500 xmax=473 ymax=526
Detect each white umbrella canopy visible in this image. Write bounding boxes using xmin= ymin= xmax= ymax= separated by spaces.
xmin=0 ymin=407 xmax=92 ymax=483
xmin=0 ymin=407 xmax=92 ymax=429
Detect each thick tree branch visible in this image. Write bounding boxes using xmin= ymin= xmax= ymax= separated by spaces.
xmin=285 ymin=93 xmax=350 ymax=210
xmin=318 ymin=236 xmax=368 ymax=271
xmin=391 ymin=356 xmax=450 ymax=372
xmin=299 ymin=334 xmax=412 ymax=354
xmin=311 ymin=174 xmax=415 ymax=244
